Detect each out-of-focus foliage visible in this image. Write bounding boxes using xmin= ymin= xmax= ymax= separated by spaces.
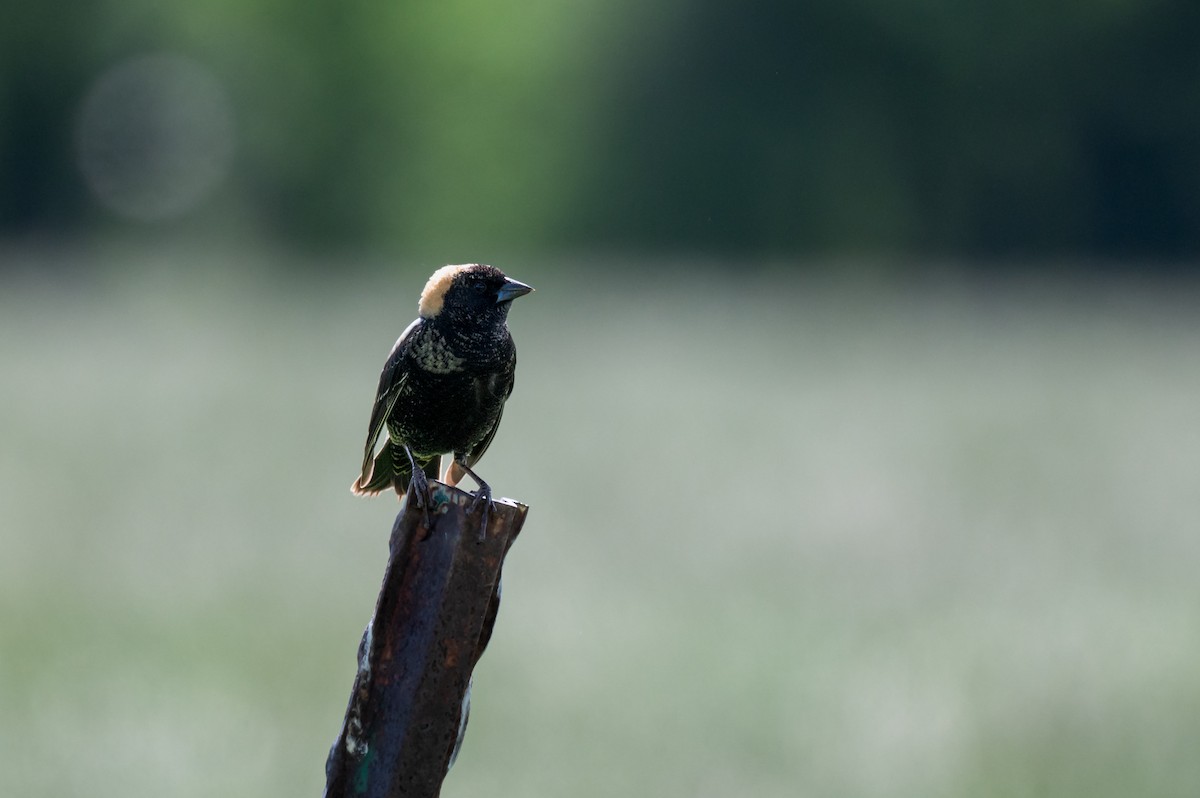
xmin=2 ymin=0 xmax=1199 ymax=261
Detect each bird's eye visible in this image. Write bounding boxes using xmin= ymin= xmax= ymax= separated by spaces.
xmin=472 ymin=280 xmax=488 ymax=293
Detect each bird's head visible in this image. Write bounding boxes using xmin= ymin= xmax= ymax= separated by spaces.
xmin=418 ymin=263 xmax=534 ymax=324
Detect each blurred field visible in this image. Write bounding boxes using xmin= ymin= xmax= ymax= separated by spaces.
xmin=2 ymin=248 xmax=1199 ymax=797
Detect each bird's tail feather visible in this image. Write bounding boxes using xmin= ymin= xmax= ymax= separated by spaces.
xmin=351 ymin=440 xmax=405 ymax=495
xmin=351 ymin=441 xmax=440 ymax=497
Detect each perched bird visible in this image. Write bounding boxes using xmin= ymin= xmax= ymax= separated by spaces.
xmin=352 ymin=263 xmax=533 ymax=536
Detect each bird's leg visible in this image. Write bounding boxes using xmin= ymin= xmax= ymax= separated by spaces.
xmin=402 ymin=445 xmax=432 ymax=528
xmin=454 ymin=457 xmax=493 ymax=541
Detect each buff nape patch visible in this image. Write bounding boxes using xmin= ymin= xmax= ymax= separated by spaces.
xmin=417 ymin=264 xmax=471 ymax=318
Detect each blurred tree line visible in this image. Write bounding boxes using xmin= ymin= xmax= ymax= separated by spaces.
xmin=2 ymin=0 xmax=1198 ymax=264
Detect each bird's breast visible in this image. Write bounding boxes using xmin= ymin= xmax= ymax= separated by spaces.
xmin=387 ymin=366 xmax=507 ymax=456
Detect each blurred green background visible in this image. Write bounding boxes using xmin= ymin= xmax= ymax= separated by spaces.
xmin=3 ymin=2 xmax=1200 ymax=797
xmin=4 ymin=0 xmax=1200 ymax=258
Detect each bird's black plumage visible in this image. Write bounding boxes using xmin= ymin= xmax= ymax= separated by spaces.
xmin=353 ymin=264 xmax=532 ymax=530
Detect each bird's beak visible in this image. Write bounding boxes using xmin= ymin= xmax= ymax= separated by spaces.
xmin=496 ymin=278 xmax=534 ymax=304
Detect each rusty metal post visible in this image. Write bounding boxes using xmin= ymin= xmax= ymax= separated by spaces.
xmin=324 ymin=481 xmax=529 ymax=798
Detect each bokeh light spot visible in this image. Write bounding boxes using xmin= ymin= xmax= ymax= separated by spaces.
xmin=75 ymin=53 xmax=235 ymax=222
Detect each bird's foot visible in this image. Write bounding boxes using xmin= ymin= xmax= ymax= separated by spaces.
xmin=469 ymin=481 xmax=494 ymax=542
xmin=453 ymin=458 xmax=494 ymax=541
xmin=405 ymin=457 xmax=433 ymax=530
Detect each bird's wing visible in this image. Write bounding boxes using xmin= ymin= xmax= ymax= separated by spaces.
xmin=357 ymin=319 xmax=420 ymax=481
xmin=462 ymin=352 xmax=517 ymax=469
xmin=463 ymin=403 xmax=503 ymax=470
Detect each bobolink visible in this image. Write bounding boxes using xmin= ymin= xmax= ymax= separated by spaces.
xmin=352 ymin=263 xmax=533 ymax=535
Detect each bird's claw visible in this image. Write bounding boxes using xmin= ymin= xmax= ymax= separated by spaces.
xmin=407 ymin=467 xmax=433 ymax=530
xmin=469 ymin=483 xmax=493 ymax=542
